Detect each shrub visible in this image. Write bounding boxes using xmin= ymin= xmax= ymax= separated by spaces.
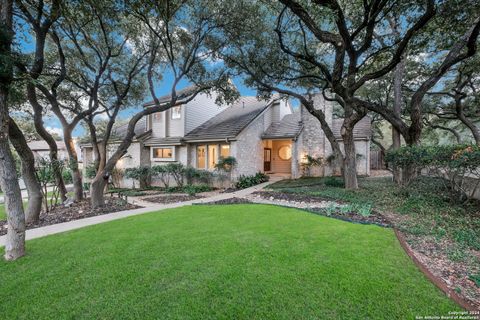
xmin=215 ymin=156 xmax=237 ymax=172
xmin=301 ymin=155 xmax=323 ymax=177
xmin=235 ymin=172 xmax=269 ymax=189
xmin=62 ymin=169 xmax=73 ymax=184
xmin=386 ymin=144 xmax=480 ymax=201
xmin=151 ymin=165 xmax=170 ymax=188
xmin=184 ymin=166 xmax=214 ymax=185
xmin=164 ymin=163 xmax=185 ymax=187
xmin=323 ymin=176 xmax=345 ymax=188
xmin=85 ymin=163 xmax=97 ymax=179
xmin=183 ymin=184 xmax=212 ymax=196
xmin=124 ymin=166 xmax=152 ymax=189
xmin=35 ymin=158 xmax=65 ymax=212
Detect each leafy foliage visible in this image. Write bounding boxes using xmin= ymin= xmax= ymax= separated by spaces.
xmin=301 ymin=155 xmax=324 ymax=177
xmin=214 ymin=156 xmax=237 ymax=172
xmin=386 ymin=144 xmax=480 ymax=201
xmin=125 ymin=166 xmax=153 ymax=189
xmin=235 ymin=172 xmax=269 ymax=189
xmin=35 ymin=158 xmax=65 ymax=212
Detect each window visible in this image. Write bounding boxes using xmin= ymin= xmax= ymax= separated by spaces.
xmin=197 ymin=145 xmax=206 ymax=169
xmin=153 ymin=113 xmax=162 ymax=121
xmin=196 ymin=144 xmax=231 ymax=170
xmin=220 ymin=145 xmax=230 ymax=158
xmin=208 ymin=145 xmax=218 ymax=169
xmin=152 ymin=147 xmax=173 ymax=160
xmin=171 ymin=106 xmax=181 ymax=119
xmin=278 ymin=145 xmax=292 ymax=160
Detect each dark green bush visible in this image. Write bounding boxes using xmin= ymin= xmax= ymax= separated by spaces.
xmin=85 ymin=164 xmax=97 ymax=179
xmin=184 ymin=166 xmax=214 ymax=185
xmin=235 ymin=172 xmax=269 ymax=189
xmin=164 ymin=163 xmax=185 ymax=187
xmin=62 ymin=169 xmax=73 ymax=184
xmin=125 ymin=166 xmax=152 ymax=189
xmin=215 ymin=156 xmax=237 ymax=172
xmin=323 ymin=176 xmax=345 ymax=188
xmin=386 ymin=144 xmax=480 ymax=201
xmin=183 ymin=184 xmax=212 ymax=196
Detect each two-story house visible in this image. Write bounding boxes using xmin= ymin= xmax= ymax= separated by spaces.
xmin=81 ymin=88 xmax=371 ymax=187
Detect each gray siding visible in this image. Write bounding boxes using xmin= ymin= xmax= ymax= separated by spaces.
xmin=184 ymin=92 xmax=227 ymax=134
xmin=166 ymin=106 xmax=185 ymax=137
xmin=151 ymin=112 xmax=166 ymax=138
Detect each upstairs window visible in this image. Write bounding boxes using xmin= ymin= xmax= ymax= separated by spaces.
xmin=171 ymin=106 xmax=181 ymax=120
xmin=153 ymin=113 xmax=162 ymax=121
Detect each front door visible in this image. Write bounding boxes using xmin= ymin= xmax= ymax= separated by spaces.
xmin=264 ymin=148 xmax=272 ymax=172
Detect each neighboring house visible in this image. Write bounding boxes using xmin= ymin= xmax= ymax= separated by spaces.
xmin=81 ymin=88 xmax=371 ymax=187
xmin=27 ymin=139 xmax=83 ymax=167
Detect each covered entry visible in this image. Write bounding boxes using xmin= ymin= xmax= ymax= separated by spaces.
xmin=262 ymin=139 xmax=292 ymax=174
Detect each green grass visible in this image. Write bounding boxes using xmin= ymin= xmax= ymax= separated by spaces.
xmin=0 ymin=203 xmax=5 ymax=220
xmin=0 ymin=205 xmax=460 ymax=319
xmin=269 ymin=176 xmax=480 ymax=252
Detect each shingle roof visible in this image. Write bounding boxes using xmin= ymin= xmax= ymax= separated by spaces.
xmin=112 ymin=120 xmax=149 ymax=140
xmin=143 ymin=136 xmax=184 ymax=146
xmin=183 ymin=96 xmax=272 ymax=141
xmin=262 ymin=113 xmax=303 ymax=139
xmin=143 ymin=85 xmax=198 ymax=107
xmin=27 ymin=140 xmax=66 ymax=151
xmin=331 ymin=117 xmax=371 ymax=139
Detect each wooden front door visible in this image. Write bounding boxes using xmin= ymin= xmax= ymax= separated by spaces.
xmin=264 ymin=148 xmax=272 ymax=172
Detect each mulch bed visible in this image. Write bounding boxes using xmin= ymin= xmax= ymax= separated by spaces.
xmin=142 ymin=194 xmax=204 ymax=204
xmin=308 ymin=207 xmax=391 ymax=227
xmin=195 ymin=197 xmax=253 ymax=205
xmin=402 ymin=233 xmax=480 ymax=310
xmin=0 ymin=198 xmax=140 ymax=236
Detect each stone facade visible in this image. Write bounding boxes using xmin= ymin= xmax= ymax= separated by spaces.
xmin=231 ymin=112 xmax=266 ymax=179
xmin=297 ymin=95 xmax=333 ymax=177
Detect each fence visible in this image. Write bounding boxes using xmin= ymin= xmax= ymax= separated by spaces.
xmin=370 ymin=150 xmax=386 ymax=170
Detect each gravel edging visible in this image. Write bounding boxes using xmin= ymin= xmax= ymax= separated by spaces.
xmin=394 ymin=229 xmax=479 ymax=312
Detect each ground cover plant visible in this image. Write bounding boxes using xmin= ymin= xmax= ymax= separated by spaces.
xmin=0 ymin=205 xmax=459 ymax=318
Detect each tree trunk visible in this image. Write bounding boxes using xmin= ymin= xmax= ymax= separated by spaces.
xmin=455 ymin=96 xmax=480 ymax=146
xmin=90 ymin=175 xmax=108 ymax=208
xmin=341 ymin=123 xmax=358 ymax=189
xmin=28 ymin=83 xmax=67 ymax=202
xmin=9 ymin=118 xmax=42 ymax=223
xmin=63 ymin=130 xmax=83 ymax=201
xmin=392 ymin=58 xmax=405 ymax=183
xmin=0 ymin=0 xmax=25 ymax=260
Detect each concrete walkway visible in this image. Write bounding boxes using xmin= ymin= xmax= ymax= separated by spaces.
xmin=0 ymin=180 xmax=276 ymax=247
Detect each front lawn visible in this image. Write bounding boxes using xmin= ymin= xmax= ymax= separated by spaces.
xmin=268 ymin=176 xmax=480 ymax=253
xmin=0 ymin=205 xmax=459 ymax=318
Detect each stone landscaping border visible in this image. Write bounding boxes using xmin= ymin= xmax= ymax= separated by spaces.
xmin=394 ymin=229 xmax=478 ymax=312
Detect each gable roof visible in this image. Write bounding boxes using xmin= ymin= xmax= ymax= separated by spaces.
xmin=28 ymin=140 xmax=66 ymax=151
xmin=331 ymin=117 xmax=372 ymax=140
xmin=143 ymin=85 xmax=198 ymax=108
xmin=112 ymin=120 xmax=149 ymax=140
xmin=262 ymin=112 xmax=303 ymax=139
xmin=183 ymin=96 xmax=274 ymax=141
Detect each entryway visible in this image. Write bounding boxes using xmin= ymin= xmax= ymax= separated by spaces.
xmin=262 ymin=139 xmax=292 ymax=175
